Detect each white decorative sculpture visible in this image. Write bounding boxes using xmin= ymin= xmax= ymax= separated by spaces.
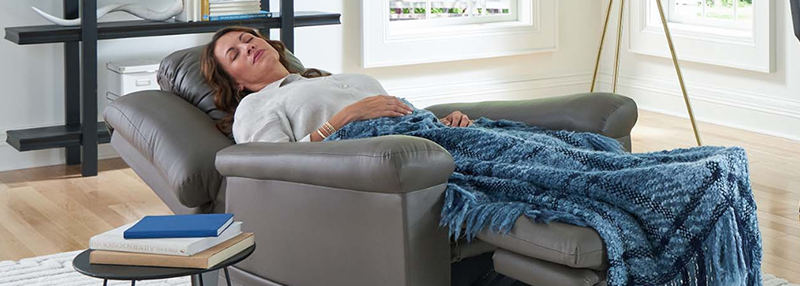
xmin=31 ymin=0 xmax=184 ymax=26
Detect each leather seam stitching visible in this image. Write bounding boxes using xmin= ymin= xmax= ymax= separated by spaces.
xmin=600 ymin=102 xmax=622 ymax=135
xmin=392 ymin=150 xmax=404 ymax=193
xmin=107 ymin=105 xmax=154 ymax=158
xmin=501 ymin=232 xmax=602 ymax=256
xmin=601 ymin=96 xmax=631 ymax=137
xmin=504 ymin=232 xmax=576 ymax=255
xmin=400 ymin=192 xmax=411 ymax=286
xmin=108 ymin=104 xmax=217 ymax=207
xmin=221 ymin=148 xmax=448 ymax=158
xmin=178 ymin=170 xmax=218 ymax=207
xmin=231 ymin=177 xmax=446 ymax=195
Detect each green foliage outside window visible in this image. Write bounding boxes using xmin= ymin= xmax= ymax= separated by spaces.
xmin=390 ymin=4 xmax=510 ymax=16
xmin=430 ymin=7 xmax=465 ymax=14
xmin=703 ymin=0 xmax=752 ymax=7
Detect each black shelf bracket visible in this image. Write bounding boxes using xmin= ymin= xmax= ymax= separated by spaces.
xmin=281 ymin=0 xmax=295 ymax=52
xmin=260 ymin=0 xmax=271 ymax=37
xmin=81 ymin=0 xmax=99 ymax=176
xmin=64 ymin=0 xmax=80 ymax=165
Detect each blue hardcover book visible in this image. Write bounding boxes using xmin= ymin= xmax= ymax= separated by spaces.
xmin=124 ymin=214 xmax=234 ymax=239
xmin=203 ymin=11 xmax=272 ymax=21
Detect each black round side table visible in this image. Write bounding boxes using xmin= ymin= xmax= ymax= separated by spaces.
xmin=72 ymin=245 xmax=255 ymax=286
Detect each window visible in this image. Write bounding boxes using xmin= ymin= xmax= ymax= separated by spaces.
xmin=389 ymin=0 xmax=516 ymax=23
xmin=362 ymin=0 xmax=557 ymax=68
xmin=668 ymin=0 xmax=753 ymax=31
xmin=629 ymin=1 xmax=773 ymax=72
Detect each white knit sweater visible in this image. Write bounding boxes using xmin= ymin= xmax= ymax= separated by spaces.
xmin=232 ymin=73 xmax=388 ymax=143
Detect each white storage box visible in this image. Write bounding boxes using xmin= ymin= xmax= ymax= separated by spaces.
xmin=106 ymin=59 xmax=161 ymax=102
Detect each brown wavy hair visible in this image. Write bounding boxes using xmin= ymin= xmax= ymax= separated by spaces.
xmin=201 ymin=26 xmax=327 ymax=137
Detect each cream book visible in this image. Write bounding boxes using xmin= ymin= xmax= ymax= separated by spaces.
xmin=209 ymin=7 xmax=261 ymax=13
xmin=89 ymin=221 xmax=242 ymax=257
xmin=90 ymin=233 xmax=255 ymax=269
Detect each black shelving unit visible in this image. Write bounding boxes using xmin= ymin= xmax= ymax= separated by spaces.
xmin=3 ymin=0 xmax=340 ymax=176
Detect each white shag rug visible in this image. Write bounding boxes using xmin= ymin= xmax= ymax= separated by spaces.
xmin=0 ymin=251 xmax=190 ymax=286
xmin=764 ymin=274 xmax=800 ymax=286
xmin=1 ymin=251 xmax=798 ymax=286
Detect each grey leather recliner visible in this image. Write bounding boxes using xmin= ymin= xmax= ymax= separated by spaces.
xmin=103 ymin=46 xmax=638 ymax=286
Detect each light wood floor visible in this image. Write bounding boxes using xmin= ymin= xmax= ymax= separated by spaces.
xmin=1 ymin=110 xmax=798 ymax=282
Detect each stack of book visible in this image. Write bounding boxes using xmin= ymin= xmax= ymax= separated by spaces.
xmin=176 ymin=0 xmax=273 ymax=22
xmin=89 ymin=214 xmax=254 ymax=269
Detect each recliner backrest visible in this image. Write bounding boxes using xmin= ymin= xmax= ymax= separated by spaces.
xmin=157 ymin=44 xmax=308 ymax=121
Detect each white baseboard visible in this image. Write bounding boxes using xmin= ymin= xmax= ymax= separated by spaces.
xmin=598 ymin=73 xmax=800 ymax=142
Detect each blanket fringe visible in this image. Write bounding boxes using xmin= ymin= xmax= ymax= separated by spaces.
xmin=586 ymin=133 xmax=626 ymax=153
xmin=444 ymin=184 xmax=760 ymax=286
xmin=440 ymin=183 xmax=586 ymax=240
xmin=440 ymin=184 xmax=530 ymax=240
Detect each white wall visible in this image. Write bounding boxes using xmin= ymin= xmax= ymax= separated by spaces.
xmin=0 ymin=0 xmax=602 ymax=172
xmin=0 ymin=0 xmax=210 ymax=171
xmin=283 ymin=0 xmax=603 ymax=107
xmin=597 ymin=1 xmax=800 ymax=142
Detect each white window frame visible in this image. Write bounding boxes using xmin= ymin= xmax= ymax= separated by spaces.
xmin=628 ymin=1 xmax=774 ymax=73
xmin=362 ymin=0 xmax=558 ymax=68
xmin=389 ymin=1 xmax=519 ymax=27
xmin=667 ymin=0 xmax=751 ymax=31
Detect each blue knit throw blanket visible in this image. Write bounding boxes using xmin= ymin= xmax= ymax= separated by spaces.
xmin=323 ymin=102 xmax=762 ymax=286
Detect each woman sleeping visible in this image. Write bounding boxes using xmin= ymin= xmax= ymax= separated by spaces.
xmin=201 ymin=26 xmax=762 ymax=286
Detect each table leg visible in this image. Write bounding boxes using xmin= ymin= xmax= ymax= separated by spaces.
xmin=198 ymin=273 xmax=204 ymax=286
xmin=103 ymin=279 xmax=107 ymax=286
xmin=224 ymin=267 xmax=232 ymax=286
xmin=131 ymin=280 xmax=136 ymax=286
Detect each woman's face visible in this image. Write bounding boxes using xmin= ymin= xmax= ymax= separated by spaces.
xmin=213 ymin=31 xmax=284 ymax=91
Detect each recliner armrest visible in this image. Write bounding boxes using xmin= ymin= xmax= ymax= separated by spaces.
xmin=216 ymin=135 xmax=455 ymax=194
xmin=425 ymin=92 xmax=638 ymax=140
xmin=104 ymin=90 xmax=233 ymax=208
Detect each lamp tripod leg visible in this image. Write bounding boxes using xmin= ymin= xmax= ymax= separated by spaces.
xmin=656 ymin=0 xmax=703 ymax=147
xmin=591 ymin=0 xmax=615 ymax=93
xmin=612 ymin=0 xmax=625 ymax=94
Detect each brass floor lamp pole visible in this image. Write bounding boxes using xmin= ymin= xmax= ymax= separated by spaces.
xmin=591 ymin=0 xmax=703 ymax=147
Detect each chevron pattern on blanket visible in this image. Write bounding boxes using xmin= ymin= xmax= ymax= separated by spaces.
xmin=325 ymin=99 xmax=762 ymax=286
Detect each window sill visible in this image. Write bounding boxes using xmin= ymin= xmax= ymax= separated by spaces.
xmin=642 ymin=22 xmax=754 ymax=45
xmin=388 ymin=20 xmax=536 ymax=41
xmin=629 ymin=1 xmax=774 ymax=73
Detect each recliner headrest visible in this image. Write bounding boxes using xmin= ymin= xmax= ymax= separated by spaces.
xmin=157 ymin=45 xmax=307 ymax=121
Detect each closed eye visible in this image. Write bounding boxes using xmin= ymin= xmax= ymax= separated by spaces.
xmin=232 ymin=36 xmax=253 ymax=61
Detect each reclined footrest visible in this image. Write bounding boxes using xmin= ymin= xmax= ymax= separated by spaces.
xmin=493 ymin=249 xmax=604 ymax=286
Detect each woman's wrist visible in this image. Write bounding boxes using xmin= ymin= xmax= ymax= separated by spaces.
xmin=329 ymin=111 xmax=352 ymax=130
xmin=309 ymin=110 xmax=353 ymax=142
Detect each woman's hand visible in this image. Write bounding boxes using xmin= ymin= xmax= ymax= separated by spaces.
xmin=339 ymin=95 xmax=414 ymax=123
xmin=315 ymin=95 xmax=412 ymax=142
xmin=439 ymin=111 xmax=473 ymax=127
